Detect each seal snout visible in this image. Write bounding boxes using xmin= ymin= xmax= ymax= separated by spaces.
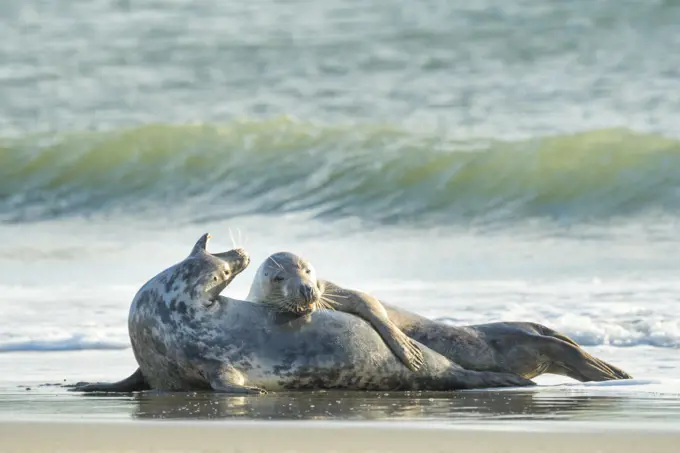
xmin=220 ymin=247 xmax=250 ymax=270
xmin=232 ymin=248 xmax=250 ymax=267
xmin=299 ymin=283 xmax=316 ymax=304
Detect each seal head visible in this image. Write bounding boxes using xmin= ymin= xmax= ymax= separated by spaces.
xmin=184 ymin=233 xmax=251 ymax=303
xmin=247 ymin=252 xmax=321 ymax=314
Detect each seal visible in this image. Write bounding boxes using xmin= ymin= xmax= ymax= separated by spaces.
xmin=246 ymin=252 xmax=424 ymax=372
xmin=71 ymin=234 xmax=535 ymax=393
xmin=247 ymin=252 xmax=632 ymax=382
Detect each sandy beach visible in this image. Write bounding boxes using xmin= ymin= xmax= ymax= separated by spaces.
xmin=1 ymin=419 xmax=679 ymax=453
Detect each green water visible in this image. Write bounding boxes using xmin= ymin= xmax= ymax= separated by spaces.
xmin=3 ymin=0 xmax=680 ymax=229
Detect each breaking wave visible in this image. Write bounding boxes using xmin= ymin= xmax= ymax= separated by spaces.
xmin=2 ymin=118 xmax=680 ymax=227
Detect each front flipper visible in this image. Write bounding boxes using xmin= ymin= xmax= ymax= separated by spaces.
xmin=207 ymin=365 xmax=267 ymax=395
xmin=67 ymin=368 xmax=150 ymax=393
xmin=320 ymin=280 xmax=424 ymax=372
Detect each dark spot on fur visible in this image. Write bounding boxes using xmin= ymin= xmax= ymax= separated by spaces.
xmin=237 ymin=359 xmax=253 ymax=371
xmin=177 ymin=302 xmax=187 ymax=315
xmin=156 ymin=299 xmax=172 ymax=324
xmin=135 ymin=291 xmax=151 ymax=310
xmin=182 ymin=342 xmax=202 ymax=359
xmin=155 ymin=340 xmax=167 ymax=356
xmin=273 ymin=350 xmax=298 ymax=375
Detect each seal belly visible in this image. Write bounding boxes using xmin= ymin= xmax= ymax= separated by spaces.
xmin=226 ymin=310 xmax=400 ymax=390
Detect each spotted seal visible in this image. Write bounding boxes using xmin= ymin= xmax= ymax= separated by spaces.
xmin=249 ymin=252 xmax=631 ymax=382
xmin=70 ymin=235 xmax=534 ymax=393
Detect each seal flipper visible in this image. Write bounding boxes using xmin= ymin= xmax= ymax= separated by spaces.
xmin=320 ymin=280 xmax=424 ymax=372
xmin=532 ymin=325 xmax=632 ymax=380
xmin=68 ymin=368 xmax=150 ymax=393
xmin=189 ymin=233 xmax=211 ymax=257
xmin=542 ymin=337 xmax=632 ymax=381
xmin=207 ymin=365 xmax=267 ymax=395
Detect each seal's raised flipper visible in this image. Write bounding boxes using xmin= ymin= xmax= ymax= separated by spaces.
xmin=189 ymin=233 xmax=212 ymax=256
xmin=68 ymin=368 xmax=150 ymax=393
xmin=319 ymin=280 xmax=425 ymax=372
xmin=207 ymin=365 xmax=267 ymax=395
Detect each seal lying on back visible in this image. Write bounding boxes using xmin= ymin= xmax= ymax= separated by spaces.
xmin=72 ymin=234 xmax=534 ymax=393
xmin=251 ymin=252 xmax=632 ymax=382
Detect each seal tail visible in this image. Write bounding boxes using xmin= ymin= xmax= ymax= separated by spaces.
xmin=533 ymin=326 xmax=632 ymax=381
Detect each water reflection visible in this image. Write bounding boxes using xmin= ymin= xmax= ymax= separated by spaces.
xmin=118 ymin=390 xmax=646 ymax=422
xmin=4 ymin=385 xmax=680 ymax=423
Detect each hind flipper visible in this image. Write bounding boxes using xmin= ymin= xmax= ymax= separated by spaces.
xmin=67 ymin=368 xmax=150 ymax=393
xmin=544 ymin=338 xmax=632 ymax=381
xmin=534 ymin=325 xmax=632 ymax=380
xmin=550 ymin=332 xmax=582 ymax=348
xmin=570 ymin=347 xmax=632 ymax=380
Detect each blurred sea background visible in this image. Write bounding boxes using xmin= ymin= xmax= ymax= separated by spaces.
xmin=1 ymin=0 xmax=680 ymax=420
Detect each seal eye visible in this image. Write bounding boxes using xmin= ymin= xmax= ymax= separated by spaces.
xmin=273 ymin=275 xmax=284 ymax=283
xmin=305 ymin=269 xmax=311 ymax=274
xmin=213 ymin=276 xmax=218 ymax=281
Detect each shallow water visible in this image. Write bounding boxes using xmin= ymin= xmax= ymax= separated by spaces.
xmin=2 ymin=0 xmax=680 ymax=426
xmin=2 ymin=347 xmax=679 ymax=428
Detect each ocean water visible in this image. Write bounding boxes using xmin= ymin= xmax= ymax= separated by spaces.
xmin=2 ymin=0 xmax=680 ymax=423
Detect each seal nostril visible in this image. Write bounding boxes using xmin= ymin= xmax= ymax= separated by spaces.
xmin=300 ymin=284 xmax=315 ymax=303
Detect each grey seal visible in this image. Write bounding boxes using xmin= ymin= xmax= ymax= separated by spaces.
xmin=71 ymin=235 xmax=535 ymax=393
xmin=251 ymin=252 xmax=631 ymax=382
xmin=246 ymin=253 xmax=425 ymax=372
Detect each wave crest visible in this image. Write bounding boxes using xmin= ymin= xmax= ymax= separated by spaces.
xmin=2 ymin=119 xmax=680 ymax=226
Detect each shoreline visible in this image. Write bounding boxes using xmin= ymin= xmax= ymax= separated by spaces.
xmin=1 ymin=419 xmax=679 ymax=453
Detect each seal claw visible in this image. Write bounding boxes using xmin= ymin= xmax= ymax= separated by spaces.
xmin=390 ymin=327 xmax=425 ymax=372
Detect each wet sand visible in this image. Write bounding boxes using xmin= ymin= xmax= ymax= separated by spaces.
xmin=1 ymin=419 xmax=679 ymax=453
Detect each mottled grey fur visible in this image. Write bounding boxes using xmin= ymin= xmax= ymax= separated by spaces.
xmin=72 ymin=235 xmax=535 ymax=393
xmin=248 ymin=253 xmax=632 ymax=382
